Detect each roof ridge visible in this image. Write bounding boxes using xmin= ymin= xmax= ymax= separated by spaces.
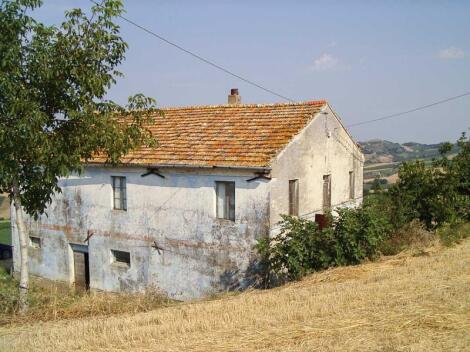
xmin=160 ymin=100 xmax=327 ymax=111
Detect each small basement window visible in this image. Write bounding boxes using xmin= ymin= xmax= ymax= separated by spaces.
xmin=111 ymin=249 xmax=131 ymax=267
xmin=216 ymin=181 xmax=235 ymax=221
xmin=29 ymin=236 xmax=41 ymax=248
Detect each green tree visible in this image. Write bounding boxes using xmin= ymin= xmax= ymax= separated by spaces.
xmin=387 ymin=132 xmax=470 ymax=229
xmin=0 ymin=0 xmax=159 ymax=312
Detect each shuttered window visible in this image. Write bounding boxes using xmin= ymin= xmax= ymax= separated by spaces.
xmin=112 ymin=176 xmax=127 ymax=210
xmin=323 ymin=175 xmax=331 ymax=209
xmin=349 ymin=171 xmax=355 ymax=199
xmin=288 ymin=179 xmax=299 ymax=216
xmin=216 ymin=181 xmax=235 ymax=221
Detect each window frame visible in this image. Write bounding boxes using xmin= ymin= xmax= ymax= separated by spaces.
xmin=215 ymin=181 xmax=236 ymax=221
xmin=111 ymin=249 xmax=131 ymax=268
xmin=29 ymin=236 xmax=41 ymax=249
xmin=349 ymin=171 xmax=355 ymax=200
xmin=111 ymin=176 xmax=127 ymax=211
xmin=288 ymin=179 xmax=299 ymax=216
xmin=323 ymin=174 xmax=332 ymax=210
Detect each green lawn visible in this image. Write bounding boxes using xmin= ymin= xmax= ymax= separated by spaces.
xmin=0 ymin=220 xmax=11 ymax=245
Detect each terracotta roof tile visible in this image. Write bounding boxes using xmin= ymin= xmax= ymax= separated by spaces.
xmin=91 ymin=100 xmax=326 ymax=168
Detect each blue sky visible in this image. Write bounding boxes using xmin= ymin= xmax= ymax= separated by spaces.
xmin=35 ymin=1 xmax=469 ymax=143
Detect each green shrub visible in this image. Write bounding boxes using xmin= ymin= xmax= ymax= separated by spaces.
xmin=437 ymin=221 xmax=470 ymax=247
xmin=0 ymin=267 xmax=18 ymax=314
xmin=256 ymin=215 xmax=337 ymax=284
xmin=257 ymin=205 xmax=392 ymax=285
xmin=379 ymin=220 xmax=434 ymax=256
xmin=333 ymin=205 xmax=391 ymax=265
xmin=385 ymin=133 xmax=470 ymax=229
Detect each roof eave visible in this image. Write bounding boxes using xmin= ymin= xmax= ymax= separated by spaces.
xmin=84 ymin=162 xmax=271 ymax=172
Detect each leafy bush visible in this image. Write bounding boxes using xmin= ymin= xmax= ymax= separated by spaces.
xmin=386 ymin=133 xmax=470 ymax=229
xmin=257 ymin=205 xmax=392 ymax=285
xmin=379 ymin=220 xmax=434 ymax=256
xmin=256 ymin=215 xmax=337 ymax=284
xmin=333 ymin=205 xmax=391 ymax=265
xmin=437 ymin=221 xmax=470 ymax=247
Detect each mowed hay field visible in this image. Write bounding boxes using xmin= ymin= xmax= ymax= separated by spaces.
xmin=1 ymin=240 xmax=470 ymax=352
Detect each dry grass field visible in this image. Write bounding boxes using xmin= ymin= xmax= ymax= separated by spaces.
xmin=1 ymin=240 xmax=469 ymax=352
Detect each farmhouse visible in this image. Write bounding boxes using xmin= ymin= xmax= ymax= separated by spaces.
xmin=11 ymin=90 xmax=364 ymax=300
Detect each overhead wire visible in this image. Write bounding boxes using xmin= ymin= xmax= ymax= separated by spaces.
xmin=347 ymin=91 xmax=470 ymax=128
xmin=89 ymin=0 xmax=296 ymax=103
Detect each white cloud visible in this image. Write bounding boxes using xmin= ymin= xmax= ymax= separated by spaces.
xmin=438 ymin=47 xmax=465 ymax=60
xmin=311 ymin=54 xmax=339 ymax=71
xmin=310 ymin=53 xmax=349 ymax=72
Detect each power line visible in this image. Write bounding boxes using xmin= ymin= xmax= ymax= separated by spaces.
xmin=89 ymin=0 xmax=296 ymax=103
xmin=347 ymin=91 xmax=470 ymax=128
xmin=91 ymin=2 xmax=469 ymax=128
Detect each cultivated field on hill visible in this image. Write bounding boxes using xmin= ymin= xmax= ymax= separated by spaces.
xmin=1 ymin=239 xmax=469 ymax=352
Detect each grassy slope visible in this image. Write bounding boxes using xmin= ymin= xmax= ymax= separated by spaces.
xmin=0 ymin=221 xmax=11 ymax=245
xmin=1 ymin=240 xmax=469 ymax=352
xmin=0 ymin=195 xmax=11 ymax=245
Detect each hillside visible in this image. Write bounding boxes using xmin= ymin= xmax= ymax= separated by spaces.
xmin=358 ymin=139 xmax=458 ymax=165
xmin=359 ymin=140 xmax=460 ymax=185
xmin=1 ymin=239 xmax=469 ymax=351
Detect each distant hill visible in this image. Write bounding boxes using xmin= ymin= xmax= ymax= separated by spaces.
xmin=358 ymin=139 xmax=458 ymax=165
xmin=359 ymin=139 xmax=460 ymax=188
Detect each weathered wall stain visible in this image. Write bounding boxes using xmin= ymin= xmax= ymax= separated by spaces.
xmin=12 ymin=168 xmax=270 ymax=300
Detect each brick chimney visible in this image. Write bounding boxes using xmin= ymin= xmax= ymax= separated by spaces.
xmin=228 ymin=88 xmax=241 ymax=105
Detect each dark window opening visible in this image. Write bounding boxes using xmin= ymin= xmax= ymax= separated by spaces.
xmin=288 ymin=179 xmax=299 ymax=216
xmin=216 ymin=181 xmax=235 ymax=221
xmin=29 ymin=236 xmax=41 ymax=248
xmin=323 ymin=175 xmax=332 ymax=209
xmin=111 ymin=249 xmax=131 ymax=267
xmin=112 ymin=176 xmax=127 ymax=210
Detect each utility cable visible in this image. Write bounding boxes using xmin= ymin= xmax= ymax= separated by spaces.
xmin=89 ymin=0 xmax=296 ymax=103
xmin=347 ymin=91 xmax=470 ymax=128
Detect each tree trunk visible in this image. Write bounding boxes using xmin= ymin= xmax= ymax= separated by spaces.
xmin=12 ymin=185 xmax=29 ymax=313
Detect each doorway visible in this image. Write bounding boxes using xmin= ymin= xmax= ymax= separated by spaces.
xmin=71 ymin=244 xmax=90 ymax=290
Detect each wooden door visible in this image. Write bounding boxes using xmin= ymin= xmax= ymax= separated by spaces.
xmin=73 ymin=251 xmax=90 ymax=290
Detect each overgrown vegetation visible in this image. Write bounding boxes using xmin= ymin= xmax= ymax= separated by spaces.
xmin=0 ymin=220 xmax=11 ymax=245
xmin=258 ymin=133 xmax=470 ymax=284
xmin=0 ymin=267 xmax=173 ymax=326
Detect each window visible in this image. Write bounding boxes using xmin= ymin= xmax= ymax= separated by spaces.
xmin=112 ymin=176 xmax=127 ymax=210
xmin=111 ymin=250 xmax=131 ymax=267
xmin=29 ymin=236 xmax=41 ymax=248
xmin=288 ymin=179 xmax=299 ymax=216
xmin=323 ymin=175 xmax=331 ymax=209
xmin=216 ymin=181 xmax=235 ymax=221
xmin=349 ymin=171 xmax=355 ymax=199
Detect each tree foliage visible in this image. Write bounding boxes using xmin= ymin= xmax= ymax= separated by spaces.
xmin=387 ymin=132 xmax=470 ymax=228
xmin=0 ymin=0 xmax=159 ymax=217
xmin=0 ymin=0 xmax=159 ymax=311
